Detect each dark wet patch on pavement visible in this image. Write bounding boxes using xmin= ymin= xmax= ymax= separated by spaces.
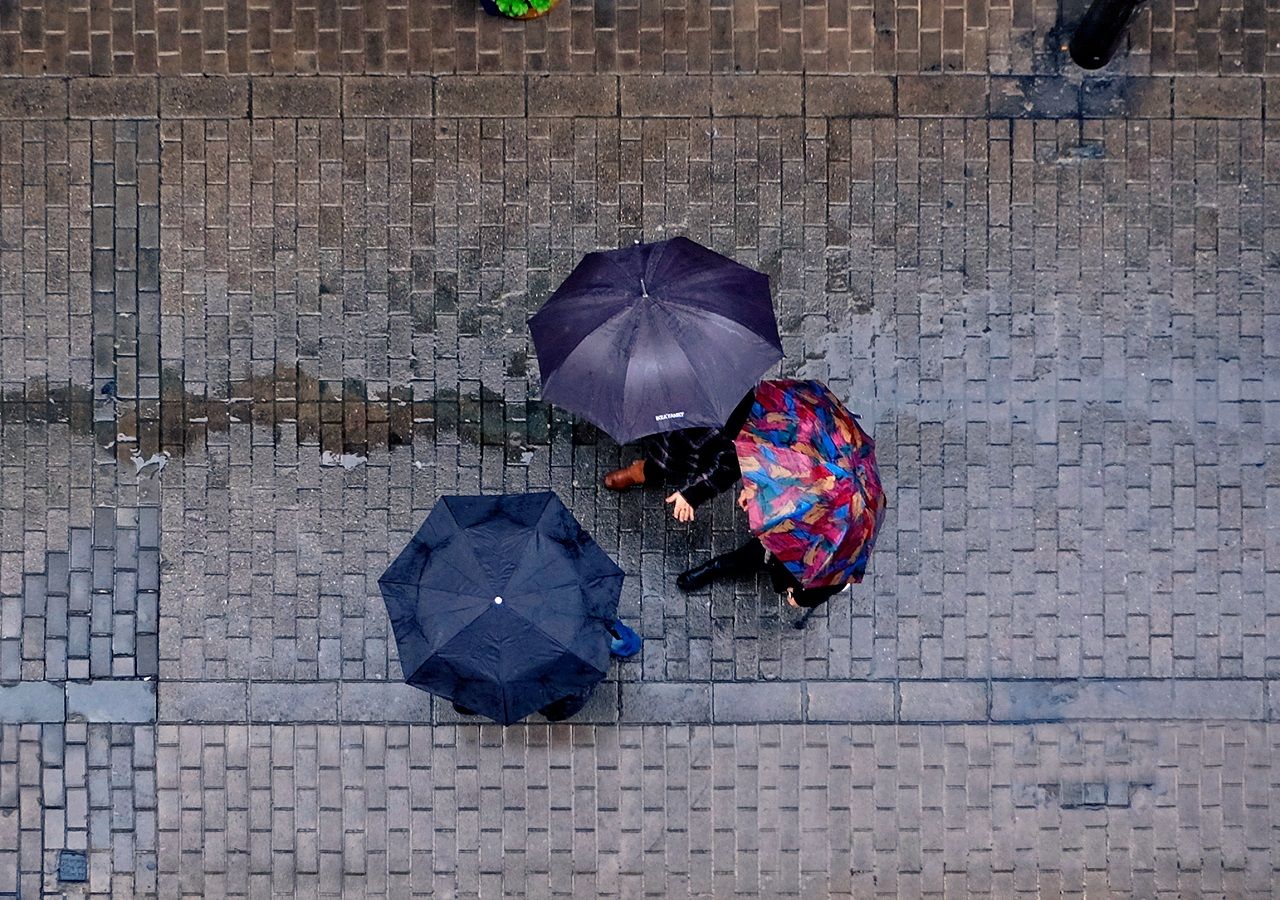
xmin=1 ymin=368 xmax=606 ymax=464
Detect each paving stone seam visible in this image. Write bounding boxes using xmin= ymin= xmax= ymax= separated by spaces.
xmin=0 ymin=74 xmax=1270 ymax=120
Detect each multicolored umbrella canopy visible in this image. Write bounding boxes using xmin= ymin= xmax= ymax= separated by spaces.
xmin=528 ymin=237 xmax=783 ymax=445
xmin=734 ymin=380 xmax=886 ymax=589
xmin=378 ymin=492 xmax=624 ymax=724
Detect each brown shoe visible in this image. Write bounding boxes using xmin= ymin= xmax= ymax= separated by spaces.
xmin=604 ymin=459 xmax=646 ymax=491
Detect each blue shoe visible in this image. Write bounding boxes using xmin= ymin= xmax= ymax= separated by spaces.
xmin=609 ymin=620 xmax=642 ymax=658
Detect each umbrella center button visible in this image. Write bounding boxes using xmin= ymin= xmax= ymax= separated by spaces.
xmin=494 ymin=596 xmax=504 ymax=604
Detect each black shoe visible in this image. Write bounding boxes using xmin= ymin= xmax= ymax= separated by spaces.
xmin=540 ymin=691 xmax=591 ymax=722
xmin=676 ymin=556 xmax=731 ymax=592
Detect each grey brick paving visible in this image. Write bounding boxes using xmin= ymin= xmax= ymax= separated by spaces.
xmin=0 ymin=722 xmax=156 ymax=899
xmin=0 ymin=95 xmax=1277 ymax=891
xmin=112 ymin=111 xmax=1275 ymax=686
xmin=140 ymin=722 xmax=1280 ymax=897
xmin=2 ymin=6 xmax=1280 ymax=896
xmin=1 ymin=1 xmax=1276 ymax=77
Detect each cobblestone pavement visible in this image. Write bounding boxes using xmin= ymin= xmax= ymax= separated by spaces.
xmin=1 ymin=0 xmax=1277 ymax=76
xmin=2 ymin=2 xmax=1280 ymax=897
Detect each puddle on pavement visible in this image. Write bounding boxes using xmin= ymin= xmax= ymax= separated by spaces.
xmin=320 ymin=451 xmax=369 ymax=470
xmin=0 ymin=366 xmax=596 ymax=467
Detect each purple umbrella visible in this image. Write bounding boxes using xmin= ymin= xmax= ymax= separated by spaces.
xmin=528 ymin=237 xmax=782 ymax=445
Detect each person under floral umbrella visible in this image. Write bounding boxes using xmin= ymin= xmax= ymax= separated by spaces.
xmin=675 ymin=380 xmax=886 ymax=609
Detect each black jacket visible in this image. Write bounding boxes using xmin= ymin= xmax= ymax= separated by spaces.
xmin=640 ymin=390 xmax=756 ymax=508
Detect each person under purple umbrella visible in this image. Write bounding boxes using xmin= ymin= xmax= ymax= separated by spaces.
xmin=602 ymin=389 xmax=756 ymax=521
xmin=529 ymin=237 xmax=782 ymax=519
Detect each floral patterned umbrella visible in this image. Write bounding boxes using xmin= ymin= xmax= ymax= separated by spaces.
xmin=734 ymin=380 xmax=886 ymax=588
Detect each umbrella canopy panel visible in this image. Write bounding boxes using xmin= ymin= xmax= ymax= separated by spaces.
xmin=735 ymin=380 xmax=887 ymax=589
xmin=529 ymin=237 xmax=783 ymax=444
xmin=379 ymin=492 xmax=624 ymax=724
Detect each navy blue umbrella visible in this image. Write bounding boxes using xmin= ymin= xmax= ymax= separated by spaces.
xmin=378 ymin=492 xmax=623 ymax=724
xmin=528 ymin=237 xmax=782 ymax=445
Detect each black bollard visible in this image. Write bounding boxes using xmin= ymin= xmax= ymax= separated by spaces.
xmin=1068 ymin=0 xmax=1148 ymax=70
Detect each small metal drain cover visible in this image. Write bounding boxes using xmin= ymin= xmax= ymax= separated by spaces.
xmin=58 ymin=849 xmax=88 ymax=882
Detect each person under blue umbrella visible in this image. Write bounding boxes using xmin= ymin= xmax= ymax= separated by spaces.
xmin=452 ymin=620 xmax=641 ymax=721
xmin=379 ymin=492 xmax=641 ymax=725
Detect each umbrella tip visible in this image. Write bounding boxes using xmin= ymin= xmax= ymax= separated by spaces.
xmin=494 ymin=596 xmax=504 ymax=605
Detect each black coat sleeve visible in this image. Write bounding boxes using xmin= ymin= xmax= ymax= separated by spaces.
xmin=680 ymin=388 xmax=753 ymax=506
xmin=677 ymin=435 xmax=742 ymax=507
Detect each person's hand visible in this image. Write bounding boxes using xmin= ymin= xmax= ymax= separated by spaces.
xmin=665 ymin=492 xmax=695 ymax=523
xmin=785 ymin=587 xmax=800 ymax=608
xmin=737 ymin=489 xmax=751 ymax=512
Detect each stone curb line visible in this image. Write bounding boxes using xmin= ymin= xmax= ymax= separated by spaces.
xmin=3 ymin=678 xmax=1267 ymax=726
xmin=0 ymin=74 xmax=1269 ymax=120
xmin=120 ymin=677 xmax=1280 ymax=726
xmin=0 ymin=679 xmax=156 ymax=724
